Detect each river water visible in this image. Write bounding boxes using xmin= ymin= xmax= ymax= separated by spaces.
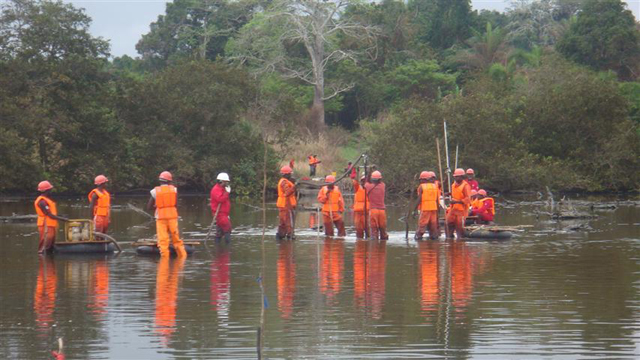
xmin=1 ymin=193 xmax=639 ymax=359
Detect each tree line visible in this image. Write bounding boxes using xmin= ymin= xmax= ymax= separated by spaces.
xmin=0 ymin=0 xmax=638 ymax=194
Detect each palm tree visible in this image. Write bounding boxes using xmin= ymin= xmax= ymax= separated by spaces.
xmin=455 ymin=22 xmax=508 ymax=71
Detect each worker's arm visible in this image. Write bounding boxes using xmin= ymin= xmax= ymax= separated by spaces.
xmin=414 ymin=186 xmax=422 ymax=211
xmin=352 ymin=180 xmax=359 ymax=192
xmin=317 ymin=187 xmax=328 ymax=204
xmin=146 ymin=196 xmax=155 ymax=212
xmin=38 ymin=200 xmax=68 ymax=222
xmin=89 ymin=192 xmax=98 ymax=216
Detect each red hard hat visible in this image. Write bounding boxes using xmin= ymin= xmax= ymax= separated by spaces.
xmin=325 ymin=175 xmax=336 ymax=183
xmin=419 ymin=171 xmax=430 ymax=179
xmin=453 ymin=168 xmax=465 ymax=177
xmin=94 ymin=175 xmax=108 ymax=185
xmin=371 ymin=170 xmax=382 ymax=179
xmin=37 ymin=181 xmax=53 ymax=192
xmin=280 ymin=165 xmax=292 ymax=174
xmin=159 ymin=171 xmax=173 ymax=181
xmin=466 ymin=168 xmax=475 ymax=175
xmin=478 ymin=189 xmax=487 ymax=196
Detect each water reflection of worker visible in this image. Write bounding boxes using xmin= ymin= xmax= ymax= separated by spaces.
xmin=88 ymin=260 xmax=109 ymax=318
xmin=449 ymin=242 xmax=474 ymax=315
xmin=34 ymin=181 xmax=69 ymax=254
xmin=277 ymin=240 xmax=296 ymax=319
xmin=353 ymin=239 xmax=386 ymax=319
xmin=155 ymin=256 xmax=186 ymax=345
xmin=319 ymin=237 xmax=344 ymax=304
xmin=210 ymin=246 xmax=230 ymax=322
xmin=34 ymin=256 xmax=57 ymax=336
xmin=88 ymin=175 xmax=111 ymax=234
xmin=418 ymin=241 xmax=439 ymax=314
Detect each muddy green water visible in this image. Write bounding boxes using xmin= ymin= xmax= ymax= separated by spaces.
xmin=1 ymin=194 xmax=639 ymax=359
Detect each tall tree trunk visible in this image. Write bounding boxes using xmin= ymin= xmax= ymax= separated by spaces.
xmin=311 ymin=84 xmax=325 ymax=130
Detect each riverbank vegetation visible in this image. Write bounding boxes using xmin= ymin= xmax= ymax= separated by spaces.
xmin=1 ymin=0 xmax=638 ymax=195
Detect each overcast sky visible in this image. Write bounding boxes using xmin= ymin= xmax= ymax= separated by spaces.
xmin=4 ymin=0 xmax=638 ymax=57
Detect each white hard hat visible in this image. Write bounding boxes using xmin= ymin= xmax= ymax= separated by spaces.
xmin=217 ymin=172 xmax=230 ymax=182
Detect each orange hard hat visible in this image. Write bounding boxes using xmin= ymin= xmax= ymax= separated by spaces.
xmin=280 ymin=165 xmax=292 ymax=174
xmin=159 ymin=171 xmax=173 ymax=181
xmin=478 ymin=189 xmax=487 ymax=196
xmin=419 ymin=171 xmax=430 ymax=179
xmin=371 ymin=170 xmax=382 ymax=180
xmin=466 ymin=168 xmax=475 ymax=175
xmin=325 ymin=175 xmax=336 ymax=183
xmin=37 ymin=181 xmax=53 ymax=192
xmin=471 ymin=189 xmax=478 ymax=196
xmin=94 ymin=175 xmax=108 ymax=185
xmin=453 ymin=168 xmax=465 ymax=177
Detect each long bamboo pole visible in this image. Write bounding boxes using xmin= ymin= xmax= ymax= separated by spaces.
xmin=436 ymin=139 xmax=450 ymax=238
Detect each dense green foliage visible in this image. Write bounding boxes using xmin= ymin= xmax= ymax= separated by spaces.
xmin=1 ymin=0 xmax=639 ymax=194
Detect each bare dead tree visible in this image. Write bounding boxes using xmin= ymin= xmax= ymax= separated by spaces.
xmin=230 ymin=0 xmax=378 ymax=130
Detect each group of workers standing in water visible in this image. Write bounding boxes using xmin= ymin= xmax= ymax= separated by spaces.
xmin=276 ymin=163 xmax=495 ymax=241
xmin=33 ymin=170 xmax=233 ymax=256
xmin=33 ymin=158 xmax=495 ymax=254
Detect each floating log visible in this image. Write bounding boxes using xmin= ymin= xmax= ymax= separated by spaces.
xmin=134 ymin=241 xmax=199 ymax=256
xmin=0 ymin=214 xmax=37 ymax=223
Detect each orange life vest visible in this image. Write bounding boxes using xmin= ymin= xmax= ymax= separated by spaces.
xmin=34 ymin=195 xmax=58 ymax=227
xmin=471 ymin=199 xmax=481 ymax=211
xmin=277 ymin=178 xmax=297 ymax=209
xmin=353 ymin=180 xmax=367 ymax=212
xmin=88 ymin=189 xmax=111 ymax=217
xmin=318 ymin=186 xmax=343 ymax=212
xmin=419 ymin=183 xmax=439 ymax=211
xmin=155 ymin=185 xmax=178 ymax=220
xmin=482 ymin=197 xmax=495 ymax=215
xmin=450 ymin=181 xmax=470 ymax=212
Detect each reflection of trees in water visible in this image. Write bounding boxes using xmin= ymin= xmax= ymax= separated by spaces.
xmin=155 ymin=257 xmax=185 ymax=346
xmin=319 ymin=238 xmax=344 ymax=305
xmin=353 ymin=240 xmax=386 ymax=319
xmin=277 ymin=241 xmax=296 ymax=319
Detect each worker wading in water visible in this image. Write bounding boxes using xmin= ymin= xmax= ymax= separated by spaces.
xmin=147 ymin=171 xmax=187 ymax=257
xmin=88 ymin=175 xmax=111 ymax=234
xmin=352 ymin=175 xmax=368 ymax=238
xmin=317 ymin=175 xmax=346 ymax=237
xmin=470 ymin=189 xmax=495 ymax=224
xmin=446 ymin=168 xmax=471 ymax=239
xmin=414 ymin=171 xmax=441 ymax=240
xmin=365 ymin=170 xmax=388 ymax=240
xmin=210 ymin=172 xmax=232 ymax=243
xmin=34 ymin=181 xmax=69 ymax=253
xmin=276 ymin=166 xmax=297 ymax=240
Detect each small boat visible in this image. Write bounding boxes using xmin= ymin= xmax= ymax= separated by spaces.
xmin=134 ymin=241 xmax=199 ymax=256
xmin=55 ymin=241 xmax=117 ymax=254
xmin=54 ymin=219 xmax=120 ymax=254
